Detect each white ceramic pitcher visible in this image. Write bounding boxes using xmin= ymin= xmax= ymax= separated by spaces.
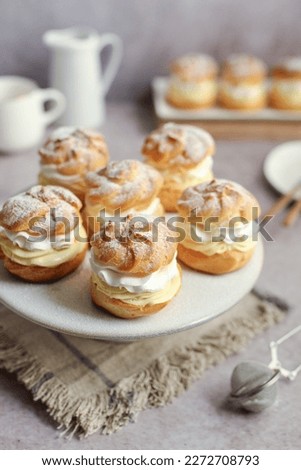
xmin=43 ymin=27 xmax=122 ymax=128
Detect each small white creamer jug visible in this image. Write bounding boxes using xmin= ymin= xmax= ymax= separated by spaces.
xmin=43 ymin=27 xmax=123 ymax=128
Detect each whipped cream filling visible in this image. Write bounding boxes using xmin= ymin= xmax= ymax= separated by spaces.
xmin=90 ymin=252 xmax=179 ymax=294
xmin=40 ymin=164 xmax=83 ymax=183
xmin=0 ymin=225 xmax=76 ymax=251
xmin=0 ymin=223 xmax=87 ymax=268
xmin=170 ymin=76 xmax=217 ymax=98
xmin=181 ymin=220 xmax=258 ymax=255
xmin=280 ymin=58 xmax=301 ymax=72
xmin=162 ymin=156 xmax=213 ymax=184
xmin=181 ymin=234 xmax=256 ymax=255
xmin=220 ymin=81 xmax=265 ymax=101
xmin=191 ymin=220 xmax=256 ymax=244
xmin=92 ymin=271 xmax=181 ymax=307
xmin=273 ymin=80 xmax=301 ymax=103
xmin=86 ymin=197 xmax=162 ymax=219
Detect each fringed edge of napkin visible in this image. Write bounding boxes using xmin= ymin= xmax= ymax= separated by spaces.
xmin=0 ymin=291 xmax=289 ymax=438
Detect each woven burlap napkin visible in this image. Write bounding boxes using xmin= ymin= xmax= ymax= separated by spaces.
xmin=0 ymin=291 xmax=288 ymax=437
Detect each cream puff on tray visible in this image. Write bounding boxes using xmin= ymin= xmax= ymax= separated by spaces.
xmin=90 ymin=215 xmax=182 ymax=319
xmin=166 ymin=53 xmax=218 ymax=109
xmin=270 ymin=57 xmax=301 ymax=110
xmin=219 ymin=54 xmax=267 ymax=110
xmin=38 ymin=127 xmax=109 ymax=203
xmin=152 ymin=78 xmax=301 ymax=124
xmin=0 ymin=185 xmax=88 ymax=282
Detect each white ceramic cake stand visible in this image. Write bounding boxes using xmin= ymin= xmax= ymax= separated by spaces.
xmin=0 ymin=239 xmax=263 ymax=341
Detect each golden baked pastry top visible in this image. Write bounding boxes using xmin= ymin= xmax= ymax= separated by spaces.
xmin=91 ymin=215 xmax=177 ymax=275
xmin=272 ymin=56 xmax=301 ymax=78
xmin=222 ymin=54 xmax=267 ymax=81
xmin=0 ymin=185 xmax=82 ymax=234
xmin=142 ymin=123 xmax=215 ymax=170
xmin=170 ymin=54 xmax=218 ymax=81
xmin=85 ymin=159 xmax=163 ymax=211
xmin=39 ymin=127 xmax=109 ymax=176
xmin=177 ymin=179 xmax=260 ymax=225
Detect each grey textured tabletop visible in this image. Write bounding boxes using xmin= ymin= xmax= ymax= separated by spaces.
xmin=0 ymin=102 xmax=300 ymax=450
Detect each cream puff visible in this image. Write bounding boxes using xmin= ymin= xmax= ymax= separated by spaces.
xmin=270 ymin=57 xmax=301 ymax=110
xmin=84 ymin=159 xmax=164 ymax=237
xmin=219 ymin=54 xmax=267 ymax=110
xmin=166 ymin=54 xmax=218 ymax=109
xmin=38 ymin=127 xmax=109 ymax=202
xmin=0 ymin=185 xmax=88 ymax=282
xmin=176 ymin=179 xmax=260 ymax=274
xmin=90 ymin=215 xmax=181 ymax=318
xmin=142 ymin=123 xmax=215 ymax=212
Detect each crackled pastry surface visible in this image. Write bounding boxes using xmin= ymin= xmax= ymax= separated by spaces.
xmin=0 ymin=185 xmax=87 ymax=281
xmin=85 ymin=159 xmax=163 ymax=213
xmin=142 ymin=123 xmax=215 ymax=212
xmin=177 ymin=179 xmax=260 ymax=225
xmin=142 ymin=123 xmax=215 ymax=170
xmin=38 ymin=127 xmax=109 ymax=201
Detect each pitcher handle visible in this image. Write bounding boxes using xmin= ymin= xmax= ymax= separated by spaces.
xmin=33 ymin=88 xmax=66 ymax=126
xmin=98 ymin=33 xmax=123 ymax=96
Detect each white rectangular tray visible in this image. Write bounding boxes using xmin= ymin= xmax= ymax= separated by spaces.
xmin=152 ymin=77 xmax=301 ymax=123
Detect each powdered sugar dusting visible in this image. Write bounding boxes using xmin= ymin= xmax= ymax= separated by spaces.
xmin=278 ymin=56 xmax=301 ymax=72
xmin=39 ymin=127 xmax=109 ymax=177
xmin=91 ymin=215 xmax=176 ymax=274
xmin=177 ymin=179 xmax=259 ymax=221
xmin=142 ymin=123 xmax=215 ymax=168
xmin=29 ymin=185 xmax=81 ymax=209
xmin=85 ymin=160 xmax=163 ymax=208
xmin=0 ymin=185 xmax=82 ymax=232
xmin=0 ymin=193 xmax=45 ymax=230
xmin=225 ymin=54 xmax=267 ymax=78
xmin=171 ymin=54 xmax=218 ymax=80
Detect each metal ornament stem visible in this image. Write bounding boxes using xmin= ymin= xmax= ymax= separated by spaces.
xmin=269 ymin=324 xmax=301 ymax=380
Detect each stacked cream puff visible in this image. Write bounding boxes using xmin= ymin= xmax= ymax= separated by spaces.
xmin=176 ymin=179 xmax=260 ymax=274
xmin=38 ymin=127 xmax=109 ymax=202
xmin=270 ymin=57 xmax=301 ymax=110
xmin=0 ymin=185 xmax=88 ymax=282
xmin=219 ymin=54 xmax=267 ymax=110
xmin=84 ymin=159 xmax=164 ymax=237
xmin=90 ymin=215 xmax=181 ymax=318
xmin=166 ymin=53 xmax=301 ymax=112
xmin=166 ymin=54 xmax=219 ymax=109
xmin=142 ymin=123 xmax=215 ymax=212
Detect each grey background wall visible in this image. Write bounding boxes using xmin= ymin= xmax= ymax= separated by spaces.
xmin=0 ymin=0 xmax=300 ymax=100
